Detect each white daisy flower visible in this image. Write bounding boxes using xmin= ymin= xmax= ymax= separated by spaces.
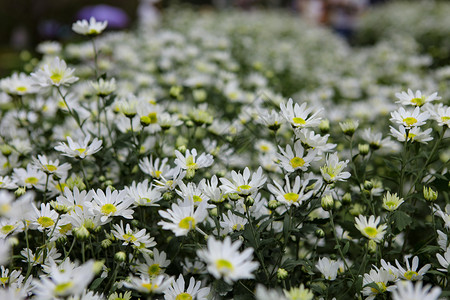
xmin=32 ymin=154 xmax=71 ymax=178
xmin=280 ymin=98 xmax=322 ymax=129
xmin=124 ymin=275 xmax=172 ymax=295
xmin=395 ymin=89 xmax=440 ymax=107
xmin=125 ymin=179 xmax=162 ymax=207
xmin=90 ymin=78 xmax=116 ymax=96
xmin=12 ymin=165 xmax=46 ymax=190
xmin=56 ymin=186 xmax=93 ymax=213
xmin=295 ymin=128 xmax=336 ymax=154
xmin=54 ymin=134 xmax=102 ymax=159
xmin=139 ymin=156 xmax=171 ymax=179
xmin=283 ymin=284 xmax=314 ymax=300
xmin=29 ymin=203 xmax=59 ymax=232
xmin=255 ymin=285 xmax=287 ymax=300
xmin=428 ymin=104 xmax=450 ymax=127
xmin=362 ymin=267 xmax=396 ymax=300
xmin=391 ymin=281 xmax=441 ymax=300
xmin=219 ymin=210 xmax=248 ymax=234
xmin=21 ymin=246 xmax=61 ymax=267
xmin=197 ymin=236 xmax=259 ymax=284
xmin=112 ymin=220 xmax=156 ymax=248
xmin=31 ymin=57 xmax=78 ymax=87
xmin=32 ymin=260 xmax=95 ymax=299
xmin=0 ymin=217 xmax=21 ymax=238
xmin=361 ymin=128 xmax=396 ymax=151
xmin=158 ymin=199 xmax=208 ymax=236
xmin=136 ymin=248 xmax=171 ymax=277
xmin=88 ymin=187 xmax=134 ymax=224
xmin=316 ymin=257 xmax=340 ymax=281
xmin=257 ymin=108 xmax=284 ymax=131
xmin=276 ymin=140 xmax=319 ymax=173
xmin=174 ymin=148 xmax=213 ymax=178
xmin=199 ymin=175 xmax=226 ymax=203
xmin=0 ymin=73 xmax=37 ymax=96
xmin=382 ymin=192 xmax=404 ymax=211
xmin=436 ymin=246 xmax=450 ymax=272
xmin=436 ymin=230 xmax=448 ymax=251
xmin=72 ymin=17 xmax=108 ymax=36
xmin=354 ymin=215 xmax=387 ymax=243
xmin=176 ymin=181 xmax=213 ymax=208
xmin=0 ymin=239 xmax=12 ymax=265
xmin=434 ymin=204 xmax=450 ymax=230
xmin=267 ymin=175 xmax=313 ymax=207
xmin=390 ymin=107 xmax=429 ymax=128
xmin=164 ymin=274 xmax=210 ymax=300
xmin=220 ymin=166 xmax=266 ymax=196
xmin=390 ymin=125 xmax=433 ymax=144
xmin=395 ymin=256 xmax=431 ymax=281
xmin=320 ymin=153 xmax=351 ymax=184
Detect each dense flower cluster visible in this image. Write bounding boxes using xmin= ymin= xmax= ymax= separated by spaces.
xmin=0 ymin=6 xmax=449 ymax=300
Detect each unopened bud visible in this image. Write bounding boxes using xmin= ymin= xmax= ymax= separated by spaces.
xmin=339 ymin=119 xmax=359 ymax=136
xmin=368 ymin=240 xmax=377 ymax=254
xmin=268 ymin=199 xmax=280 ymax=210
xmin=364 ymin=180 xmax=373 ymax=191
xmin=101 ymin=239 xmax=112 ymax=248
xmin=358 ymin=144 xmax=369 ymax=156
xmin=342 ymin=192 xmax=352 ymax=204
xmin=277 ymin=268 xmax=288 ymax=280
xmin=73 ymin=226 xmax=90 ymax=240
xmin=423 ymin=186 xmax=438 ymax=202
xmin=321 ymin=194 xmax=334 ymax=211
xmin=315 ymin=228 xmax=325 ymax=238
xmin=319 ymin=119 xmax=330 ymax=133
xmin=115 ymin=251 xmax=127 ymax=262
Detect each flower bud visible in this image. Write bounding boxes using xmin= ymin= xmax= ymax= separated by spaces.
xmin=101 ymin=239 xmax=112 ymax=248
xmin=363 ymin=180 xmax=373 ymax=191
xmin=423 ymin=186 xmax=438 ymax=202
xmin=368 ymin=240 xmax=377 ymax=254
xmin=339 ymin=119 xmax=359 ymax=136
xmin=321 ymin=194 xmax=334 ymax=211
xmin=315 ymin=228 xmax=325 ymax=238
xmin=114 ymin=251 xmax=127 ymax=263
xmin=358 ymin=144 xmax=370 ymax=156
xmin=268 ymin=199 xmax=280 ymax=210
xmin=277 ymin=268 xmax=288 ymax=280
xmin=15 ymin=187 xmax=26 ymax=196
xmin=319 ymin=119 xmax=330 ymax=134
xmin=342 ymin=192 xmax=352 ymax=204
xmin=93 ymin=261 xmax=104 ymax=275
xmin=245 ymin=196 xmax=254 ymax=207
xmin=73 ymin=225 xmax=90 ymax=240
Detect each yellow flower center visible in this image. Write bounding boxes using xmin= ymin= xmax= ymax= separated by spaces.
xmin=179 ymin=216 xmax=196 ymax=230
xmin=284 ymin=193 xmax=299 ymax=202
xmin=260 ymin=145 xmax=269 ymax=151
xmin=50 ymin=72 xmax=63 ymax=83
xmin=403 ymin=117 xmax=417 ymax=126
xmin=152 ymin=170 xmax=162 ymax=178
xmin=16 ymin=86 xmax=27 ymax=92
xmin=0 ymin=277 xmax=8 ymax=284
xmin=410 ymin=97 xmax=425 ymax=106
xmin=148 ymin=112 xmax=158 ymax=124
xmin=384 ymin=201 xmax=397 ymax=209
xmin=59 ymin=223 xmax=72 ymax=235
xmin=232 ymin=224 xmax=244 ymax=231
xmin=123 ymin=233 xmax=137 ymax=243
xmin=45 ymin=164 xmax=58 ymax=172
xmin=37 ymin=216 xmax=54 ymax=228
xmin=141 ymin=283 xmax=158 ymax=292
xmin=25 ymin=177 xmax=39 ymax=185
xmin=101 ymin=204 xmax=117 ymax=215
xmin=363 ymin=226 xmax=378 ymax=238
xmin=370 ymin=282 xmax=387 ymax=294
xmin=176 ymin=293 xmax=193 ymax=300
xmin=1 ymin=224 xmax=15 ymax=234
xmin=237 ymin=185 xmax=251 ymax=192
xmin=193 ymin=195 xmax=202 ymax=202
xmin=148 ymin=264 xmax=161 ymax=276
xmin=441 ymin=116 xmax=450 ymax=123
xmin=290 ymin=157 xmax=305 ymax=168
xmin=216 ymin=259 xmax=234 ymax=273
xmin=407 ymin=132 xmax=416 ymax=139
xmin=54 ymin=282 xmax=74 ymax=295
xmin=76 ymin=148 xmax=86 ymax=155
xmin=404 ymin=270 xmax=419 ymax=280
xmin=292 ymin=117 xmax=306 ymax=125
xmin=186 ymin=156 xmax=197 ymax=169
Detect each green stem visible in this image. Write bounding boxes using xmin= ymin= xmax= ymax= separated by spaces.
xmin=329 ymin=210 xmax=355 ymax=280
xmin=56 ymin=87 xmax=86 ymax=135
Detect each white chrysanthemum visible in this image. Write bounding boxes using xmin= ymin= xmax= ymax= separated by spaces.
xmin=88 ymin=187 xmax=134 ymax=224
xmin=90 ymin=78 xmax=116 ymax=96
xmin=219 ymin=210 xmax=248 ymax=234
xmin=268 ymin=175 xmax=313 ymax=207
xmin=390 ymin=125 xmax=433 ymax=144
xmin=434 ymin=204 xmax=450 ymax=230
xmin=12 ymin=165 xmax=46 ymax=190
xmin=361 ymin=128 xmax=397 ymax=151
xmin=54 ymin=134 xmax=102 ymax=159
xmin=124 ymin=275 xmax=172 ymax=295
xmin=29 ymin=203 xmax=59 ymax=231
xmin=32 ymin=260 xmax=95 ymax=299
xmin=174 ymin=148 xmax=213 ymax=177
xmin=158 ymin=199 xmax=208 ymax=236
xmin=362 ymin=268 xmax=396 ymax=300
xmin=136 ymin=248 xmax=171 ymax=277
xmin=220 ymin=166 xmax=266 ymax=196
xmin=125 ymin=179 xmax=162 ymax=207
xmin=320 ymin=153 xmax=351 ymax=183
xmin=428 ymin=104 xmax=450 ymax=127
xmin=32 ymin=154 xmax=71 ymax=178
xmin=436 ymin=246 xmax=450 ymax=272
xmin=0 ymin=239 xmax=11 ymax=265
xmin=390 ymin=106 xmax=429 ymax=128
xmin=276 ymin=140 xmax=319 ymax=173
xmin=382 ymin=191 xmax=404 ymax=211
xmin=56 ymin=186 xmax=93 ymax=213
xmin=163 ymin=274 xmax=210 ymax=300
xmin=354 ymin=215 xmax=387 ymax=243
xmin=139 ymin=156 xmax=171 ymax=179
xmin=395 ymin=89 xmax=440 ymax=107
xmin=31 ymin=57 xmax=78 ymax=87
xmin=295 ymin=128 xmax=336 ymax=154
xmin=255 ymin=285 xmax=287 ymax=300
xmin=72 ymin=17 xmax=108 ymax=36
xmin=395 ymin=256 xmax=431 ymax=281
xmin=112 ymin=220 xmax=156 ymax=248
xmin=197 ymin=236 xmax=259 ymax=284
xmin=280 ymin=98 xmax=322 ymax=128
xmin=391 ymin=281 xmax=441 ymax=300
xmin=316 ymin=257 xmax=340 ymax=280
xmin=283 ymin=284 xmax=314 ymax=300
xmin=199 ymin=175 xmax=226 ymax=203
xmin=0 ymin=73 xmax=37 ymax=95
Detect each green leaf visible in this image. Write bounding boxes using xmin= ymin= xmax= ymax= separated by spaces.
xmin=393 ymin=210 xmax=412 ymax=231
xmin=342 ymin=241 xmax=350 ymax=255
xmin=89 ymin=277 xmax=105 ymax=290
xmin=283 ymin=213 xmax=290 ymax=242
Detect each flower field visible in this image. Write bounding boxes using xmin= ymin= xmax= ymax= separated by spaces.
xmin=0 ymin=5 xmax=449 ymax=300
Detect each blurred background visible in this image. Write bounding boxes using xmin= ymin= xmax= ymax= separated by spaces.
xmin=2 ymin=0 xmax=450 ymax=77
